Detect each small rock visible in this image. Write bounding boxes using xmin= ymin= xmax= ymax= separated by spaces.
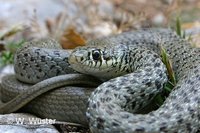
xmin=152 ymin=13 xmax=166 ymax=25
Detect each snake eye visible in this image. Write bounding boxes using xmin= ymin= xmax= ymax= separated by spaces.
xmin=92 ymin=50 xmax=101 ymax=60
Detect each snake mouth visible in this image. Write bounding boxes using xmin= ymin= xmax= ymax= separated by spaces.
xmin=69 ymin=53 xmax=110 ymax=75
xmin=69 ymin=53 xmax=129 ymax=80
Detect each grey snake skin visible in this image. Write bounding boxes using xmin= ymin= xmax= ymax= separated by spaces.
xmin=0 ymin=28 xmax=200 ymax=133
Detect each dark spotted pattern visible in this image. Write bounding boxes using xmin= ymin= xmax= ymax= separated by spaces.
xmin=14 ymin=38 xmax=76 ymax=83
xmin=86 ymin=29 xmax=200 ymax=133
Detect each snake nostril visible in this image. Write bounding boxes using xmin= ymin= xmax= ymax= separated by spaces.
xmin=76 ymin=56 xmax=84 ymax=62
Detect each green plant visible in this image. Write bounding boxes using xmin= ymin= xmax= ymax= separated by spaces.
xmin=0 ymin=51 xmax=14 ymax=66
xmin=0 ymin=40 xmax=25 ymax=66
xmin=175 ymin=17 xmax=186 ymax=39
xmin=153 ymin=16 xmax=190 ymax=107
xmin=154 ymin=46 xmax=176 ymax=107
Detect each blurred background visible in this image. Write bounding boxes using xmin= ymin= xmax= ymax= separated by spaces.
xmin=0 ymin=0 xmax=199 ymax=72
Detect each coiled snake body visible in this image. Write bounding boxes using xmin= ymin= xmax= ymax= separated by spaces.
xmin=0 ymin=29 xmax=200 ymax=132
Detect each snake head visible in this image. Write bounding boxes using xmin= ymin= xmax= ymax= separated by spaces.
xmin=69 ymin=45 xmax=129 ymax=80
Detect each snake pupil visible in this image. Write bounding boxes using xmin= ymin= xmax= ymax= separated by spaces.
xmin=92 ymin=50 xmax=100 ymax=60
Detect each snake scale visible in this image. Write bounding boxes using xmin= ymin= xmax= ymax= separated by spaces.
xmin=0 ymin=28 xmax=200 ymax=133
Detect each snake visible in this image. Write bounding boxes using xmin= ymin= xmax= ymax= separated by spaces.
xmin=0 ymin=28 xmax=200 ymax=133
